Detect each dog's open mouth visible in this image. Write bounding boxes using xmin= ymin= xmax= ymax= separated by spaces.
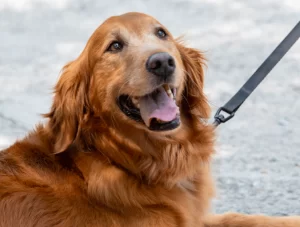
xmin=117 ymin=84 xmax=180 ymax=131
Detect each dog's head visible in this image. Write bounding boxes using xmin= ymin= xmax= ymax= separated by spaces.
xmin=46 ymin=12 xmax=210 ymax=153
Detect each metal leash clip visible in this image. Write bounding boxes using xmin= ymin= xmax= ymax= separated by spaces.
xmin=214 ymin=107 xmax=235 ymax=126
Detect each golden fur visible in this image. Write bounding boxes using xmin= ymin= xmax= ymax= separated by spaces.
xmin=0 ymin=12 xmax=299 ymax=227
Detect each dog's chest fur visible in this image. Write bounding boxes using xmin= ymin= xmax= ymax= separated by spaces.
xmin=0 ymin=146 xmax=211 ymax=227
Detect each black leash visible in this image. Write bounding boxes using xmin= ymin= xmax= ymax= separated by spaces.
xmin=214 ymin=21 xmax=300 ymax=127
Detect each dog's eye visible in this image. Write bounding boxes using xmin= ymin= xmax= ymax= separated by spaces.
xmin=107 ymin=41 xmax=123 ymax=52
xmin=156 ymin=29 xmax=167 ymax=39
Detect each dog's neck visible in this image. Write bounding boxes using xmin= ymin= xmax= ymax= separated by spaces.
xmin=75 ymin=116 xmax=215 ymax=188
xmin=65 ymin=118 xmax=215 ymax=212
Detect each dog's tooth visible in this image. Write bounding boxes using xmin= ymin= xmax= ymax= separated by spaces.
xmin=132 ymin=97 xmax=139 ymax=107
xmin=156 ymin=119 xmax=165 ymax=123
xmin=163 ymin=84 xmax=173 ymax=98
xmin=163 ymin=84 xmax=170 ymax=91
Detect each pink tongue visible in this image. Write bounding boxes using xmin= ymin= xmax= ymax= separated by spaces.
xmin=139 ymin=87 xmax=179 ymax=127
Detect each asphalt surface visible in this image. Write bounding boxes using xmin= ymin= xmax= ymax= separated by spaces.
xmin=0 ymin=0 xmax=299 ymax=215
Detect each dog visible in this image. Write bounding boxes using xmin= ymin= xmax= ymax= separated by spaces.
xmin=0 ymin=12 xmax=299 ymax=227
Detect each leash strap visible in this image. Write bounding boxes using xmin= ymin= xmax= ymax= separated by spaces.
xmin=214 ymin=21 xmax=300 ymax=127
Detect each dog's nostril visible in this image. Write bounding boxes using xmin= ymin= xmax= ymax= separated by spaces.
xmin=149 ymin=60 xmax=161 ymax=70
xmin=168 ymin=58 xmax=175 ymax=67
xmin=154 ymin=60 xmax=161 ymax=69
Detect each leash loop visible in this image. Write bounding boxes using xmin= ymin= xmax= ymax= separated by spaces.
xmin=214 ymin=107 xmax=234 ymax=126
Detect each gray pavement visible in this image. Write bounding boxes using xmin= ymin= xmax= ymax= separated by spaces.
xmin=0 ymin=0 xmax=299 ymax=215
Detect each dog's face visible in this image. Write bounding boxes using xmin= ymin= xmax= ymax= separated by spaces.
xmin=89 ymin=13 xmax=185 ymax=132
xmin=47 ymin=12 xmax=210 ymax=153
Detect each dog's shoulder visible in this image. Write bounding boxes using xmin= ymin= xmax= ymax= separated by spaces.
xmin=0 ymin=125 xmax=85 ymax=187
xmin=0 ymin=127 xmax=92 ymax=226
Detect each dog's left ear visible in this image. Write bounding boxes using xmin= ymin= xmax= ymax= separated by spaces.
xmin=176 ymin=42 xmax=210 ymax=120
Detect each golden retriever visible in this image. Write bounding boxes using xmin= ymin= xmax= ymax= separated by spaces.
xmin=0 ymin=12 xmax=299 ymax=227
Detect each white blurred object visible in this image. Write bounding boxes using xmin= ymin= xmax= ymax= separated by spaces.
xmin=0 ymin=0 xmax=69 ymax=10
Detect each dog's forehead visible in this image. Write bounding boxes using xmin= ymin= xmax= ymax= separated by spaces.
xmin=100 ymin=13 xmax=165 ymax=37
xmin=89 ymin=13 xmax=175 ymax=54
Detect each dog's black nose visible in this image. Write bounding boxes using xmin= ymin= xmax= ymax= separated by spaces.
xmin=146 ymin=52 xmax=175 ymax=79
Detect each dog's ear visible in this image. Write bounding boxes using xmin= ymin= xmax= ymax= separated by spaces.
xmin=44 ymin=55 xmax=91 ymax=154
xmin=176 ymin=41 xmax=210 ymax=120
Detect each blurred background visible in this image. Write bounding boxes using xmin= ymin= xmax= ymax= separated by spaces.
xmin=0 ymin=0 xmax=299 ymax=215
